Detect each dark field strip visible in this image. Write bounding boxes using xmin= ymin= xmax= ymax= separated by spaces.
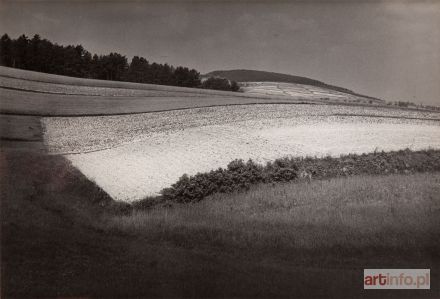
xmin=0 ymin=114 xmax=43 ymax=143
xmin=0 ymin=87 xmax=318 ymax=116
xmin=0 ymin=85 xmax=207 ymax=98
xmin=0 ymin=101 xmax=320 ymax=117
xmin=3 ymin=85 xmax=254 ymax=100
xmin=0 ymin=85 xmax=106 ymax=96
xmin=0 ymin=81 xmax=221 ymax=98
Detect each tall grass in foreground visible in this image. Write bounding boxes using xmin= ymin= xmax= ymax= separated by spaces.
xmin=3 ymin=150 xmax=438 ymax=297
xmin=109 ymin=172 xmax=440 ymax=261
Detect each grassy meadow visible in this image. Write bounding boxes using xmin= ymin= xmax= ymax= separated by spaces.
xmin=115 ymin=174 xmax=440 ymax=253
xmin=1 ymin=149 xmax=439 ymax=298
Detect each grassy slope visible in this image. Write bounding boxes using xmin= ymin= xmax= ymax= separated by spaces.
xmin=1 ymin=149 xmax=439 ymax=298
xmin=128 ymin=175 xmax=440 ymax=252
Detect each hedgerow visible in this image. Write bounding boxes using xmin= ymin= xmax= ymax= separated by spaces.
xmin=154 ymin=149 xmax=440 ymax=204
xmin=160 ymin=158 xmax=304 ymax=203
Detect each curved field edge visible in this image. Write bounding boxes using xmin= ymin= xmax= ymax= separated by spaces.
xmin=133 ymin=149 xmax=440 ymax=207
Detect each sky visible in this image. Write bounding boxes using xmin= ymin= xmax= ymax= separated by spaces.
xmin=1 ymin=0 xmax=439 ymax=105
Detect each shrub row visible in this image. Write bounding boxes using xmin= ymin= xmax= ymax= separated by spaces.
xmin=161 ymin=158 xmax=298 ymax=203
xmin=156 ymin=149 xmax=440 ymax=203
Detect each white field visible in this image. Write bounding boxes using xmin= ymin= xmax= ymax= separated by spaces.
xmin=42 ymin=104 xmax=440 ymax=202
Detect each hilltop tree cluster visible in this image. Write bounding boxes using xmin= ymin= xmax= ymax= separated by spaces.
xmin=0 ymin=33 xmax=239 ymax=91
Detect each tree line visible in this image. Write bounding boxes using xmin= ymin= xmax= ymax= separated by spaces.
xmin=0 ymin=34 xmax=240 ymax=91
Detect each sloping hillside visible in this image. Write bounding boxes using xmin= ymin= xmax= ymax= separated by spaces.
xmin=0 ymin=66 xmax=328 ymax=117
xmin=205 ymin=69 xmax=383 ymax=102
xmin=238 ymin=82 xmax=373 ymax=103
xmin=206 ymin=69 xmax=331 ymax=86
xmin=0 ymin=66 xmax=387 ymax=150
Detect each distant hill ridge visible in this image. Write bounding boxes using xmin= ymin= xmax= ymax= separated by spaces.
xmin=205 ymin=69 xmax=383 ymax=102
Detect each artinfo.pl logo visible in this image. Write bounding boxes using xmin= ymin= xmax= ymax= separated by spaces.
xmin=364 ymin=269 xmax=430 ymax=289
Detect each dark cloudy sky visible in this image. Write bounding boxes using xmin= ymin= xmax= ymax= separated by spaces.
xmin=1 ymin=0 xmax=439 ymax=105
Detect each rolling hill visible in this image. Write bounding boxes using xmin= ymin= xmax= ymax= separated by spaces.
xmin=205 ymin=69 xmax=383 ymax=102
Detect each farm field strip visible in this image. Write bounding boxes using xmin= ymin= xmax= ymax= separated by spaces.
xmin=43 ymin=104 xmax=440 ymax=202
xmin=0 ymin=114 xmax=42 ymax=141
xmin=1 ymin=87 xmax=318 ymax=116
xmin=0 ymin=76 xmax=209 ymax=97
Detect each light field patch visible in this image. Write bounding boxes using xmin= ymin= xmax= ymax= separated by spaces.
xmin=43 ymin=104 xmax=440 ymax=202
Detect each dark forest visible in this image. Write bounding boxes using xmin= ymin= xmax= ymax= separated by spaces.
xmin=0 ymin=34 xmax=239 ymax=91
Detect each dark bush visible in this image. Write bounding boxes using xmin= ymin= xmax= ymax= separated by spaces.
xmin=161 ymin=159 xmax=272 ymax=203
xmin=264 ymin=157 xmax=298 ymax=182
